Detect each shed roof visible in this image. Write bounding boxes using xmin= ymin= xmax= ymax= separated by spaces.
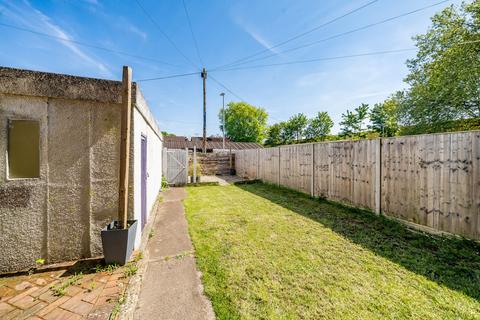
xmin=164 ymin=136 xmax=263 ymax=150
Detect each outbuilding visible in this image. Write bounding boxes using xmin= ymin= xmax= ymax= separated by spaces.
xmin=0 ymin=66 xmax=162 ymax=273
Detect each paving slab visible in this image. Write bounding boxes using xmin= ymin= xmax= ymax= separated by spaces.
xmin=133 ymin=188 xmax=214 ymax=320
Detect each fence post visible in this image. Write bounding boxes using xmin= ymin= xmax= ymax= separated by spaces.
xmin=257 ymin=149 xmax=260 ymax=179
xmin=193 ymin=146 xmax=197 ymax=183
xmin=311 ymin=143 xmax=315 ymax=197
xmin=278 ymin=147 xmax=281 ymax=186
xmin=375 ymin=138 xmax=382 ymax=215
xmin=184 ymin=148 xmax=188 ymax=185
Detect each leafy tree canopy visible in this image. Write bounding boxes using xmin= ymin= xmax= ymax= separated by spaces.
xmin=368 ymin=94 xmax=401 ymax=137
xmin=284 ymin=113 xmax=308 ymax=142
xmin=305 ymin=111 xmax=334 ymax=141
xmin=339 ymin=103 xmax=369 ymax=138
xmin=219 ymin=102 xmax=268 ymax=143
xmin=399 ymin=1 xmax=480 ymax=132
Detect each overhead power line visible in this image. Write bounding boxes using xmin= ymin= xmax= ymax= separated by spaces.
xmin=214 ymin=0 xmax=379 ymax=70
xmin=134 ymin=0 xmax=200 ymax=70
xmin=214 ymin=0 xmax=451 ymax=70
xmin=211 ymin=48 xmax=417 ymax=72
xmin=182 ymin=0 xmax=204 ymax=66
xmin=0 ymin=22 xmax=186 ymax=68
xmin=136 ymin=71 xmax=200 ymax=82
xmin=208 ymin=75 xmax=246 ymax=102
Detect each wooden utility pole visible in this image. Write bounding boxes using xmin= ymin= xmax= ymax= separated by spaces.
xmin=201 ymin=68 xmax=207 ymax=153
xmin=118 ymin=66 xmax=132 ymax=229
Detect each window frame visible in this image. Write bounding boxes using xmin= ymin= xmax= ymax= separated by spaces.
xmin=6 ymin=118 xmax=41 ymax=181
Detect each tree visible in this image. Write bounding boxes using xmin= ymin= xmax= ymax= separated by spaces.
xmin=340 ymin=103 xmax=369 ymax=138
xmin=161 ymin=131 xmax=175 ymax=136
xmin=399 ymin=1 xmax=480 ymax=132
xmin=368 ymin=96 xmax=400 ymax=137
xmin=305 ymin=111 xmax=333 ymax=141
xmin=265 ymin=122 xmax=286 ymax=146
xmin=219 ymin=102 xmax=268 ymax=143
xmin=284 ymin=113 xmax=308 ymax=143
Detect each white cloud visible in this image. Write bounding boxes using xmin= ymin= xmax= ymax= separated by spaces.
xmin=234 ymin=17 xmax=279 ymax=54
xmin=2 ymin=0 xmax=112 ymax=77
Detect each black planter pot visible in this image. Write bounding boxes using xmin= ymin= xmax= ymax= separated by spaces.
xmin=101 ymin=220 xmax=137 ymax=265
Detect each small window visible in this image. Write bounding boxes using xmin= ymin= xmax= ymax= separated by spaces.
xmin=8 ymin=120 xmax=40 ymax=179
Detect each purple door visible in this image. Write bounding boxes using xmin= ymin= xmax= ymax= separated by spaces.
xmin=141 ymin=135 xmax=147 ymax=231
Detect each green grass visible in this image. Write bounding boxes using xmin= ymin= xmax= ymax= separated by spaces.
xmin=184 ymin=183 xmax=480 ymax=320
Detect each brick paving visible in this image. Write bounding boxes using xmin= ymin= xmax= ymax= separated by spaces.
xmin=0 ymin=256 xmax=140 ymax=320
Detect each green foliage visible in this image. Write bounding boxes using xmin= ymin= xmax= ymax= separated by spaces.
xmin=220 ymin=102 xmax=268 ymax=143
xmin=161 ymin=176 xmax=169 ymax=189
xmin=264 ymin=122 xmax=285 ymax=146
xmin=51 ymin=273 xmax=83 ymax=296
xmin=123 ymin=264 xmax=138 ymax=277
xmin=305 ymin=111 xmax=334 ymax=141
xmin=283 ymin=113 xmax=308 ymax=142
xmin=161 ymin=131 xmax=175 ymax=137
xmin=399 ymin=1 xmax=480 ymax=132
xmin=339 ymin=103 xmax=369 ymax=138
xmin=265 ymin=112 xmax=334 ymax=146
xmin=95 ymin=263 xmax=120 ymax=274
xmin=368 ymin=95 xmax=400 ymax=137
xmin=35 ymin=258 xmax=45 ymax=265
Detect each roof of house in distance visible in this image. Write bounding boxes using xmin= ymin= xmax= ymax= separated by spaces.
xmin=164 ymin=136 xmax=263 ymax=150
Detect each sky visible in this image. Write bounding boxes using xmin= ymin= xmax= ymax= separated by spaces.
xmin=0 ymin=0 xmax=465 ymax=136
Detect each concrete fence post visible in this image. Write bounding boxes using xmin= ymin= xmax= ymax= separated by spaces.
xmin=193 ymin=146 xmax=197 ymax=183
xmin=375 ymin=138 xmax=382 ymax=215
xmin=278 ymin=147 xmax=281 ymax=186
xmin=311 ymin=143 xmax=315 ymax=197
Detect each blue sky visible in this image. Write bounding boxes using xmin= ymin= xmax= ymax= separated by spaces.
xmin=0 ymin=0 xmax=463 ymax=136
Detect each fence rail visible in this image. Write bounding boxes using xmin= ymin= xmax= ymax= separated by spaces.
xmin=235 ymin=131 xmax=480 ymax=240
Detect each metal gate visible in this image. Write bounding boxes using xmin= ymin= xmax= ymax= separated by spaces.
xmin=162 ymin=148 xmax=188 ymax=186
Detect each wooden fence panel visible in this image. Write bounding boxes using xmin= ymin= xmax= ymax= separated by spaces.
xmin=328 ymin=141 xmax=354 ymax=204
xmin=382 ymin=131 xmax=480 ymax=239
xmin=352 ymin=139 xmax=377 ymax=211
xmin=234 ymin=131 xmax=480 ymax=240
xmin=313 ymin=143 xmax=330 ymax=198
xmin=259 ymin=148 xmax=280 ymax=184
xmin=280 ymin=144 xmax=312 ymax=194
xmin=244 ymin=149 xmax=259 ymax=179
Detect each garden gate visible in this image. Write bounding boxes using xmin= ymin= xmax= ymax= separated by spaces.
xmin=162 ymin=148 xmax=188 ymax=186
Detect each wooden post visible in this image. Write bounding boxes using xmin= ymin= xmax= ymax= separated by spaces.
xmin=229 ymin=147 xmax=232 ymax=169
xmin=193 ymin=146 xmax=197 ymax=182
xmin=118 ymin=66 xmax=132 ymax=229
xmin=201 ymin=68 xmax=207 ymax=153
xmin=375 ymin=138 xmax=382 ymax=215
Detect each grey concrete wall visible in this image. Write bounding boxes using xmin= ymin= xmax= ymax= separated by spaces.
xmin=0 ymin=93 xmax=122 ymax=272
xmin=0 ymin=67 xmax=164 ymax=273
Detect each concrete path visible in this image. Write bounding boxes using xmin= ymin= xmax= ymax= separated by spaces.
xmin=134 ymin=188 xmax=214 ymax=320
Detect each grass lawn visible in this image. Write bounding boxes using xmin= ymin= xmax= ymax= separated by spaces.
xmin=184 ymin=182 xmax=480 ymax=320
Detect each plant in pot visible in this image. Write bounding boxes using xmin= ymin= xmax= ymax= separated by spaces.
xmin=101 ymin=66 xmax=137 ymax=266
xmin=189 ymin=162 xmax=202 ymax=183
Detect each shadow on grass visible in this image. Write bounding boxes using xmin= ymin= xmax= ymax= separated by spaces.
xmin=237 ymin=182 xmax=480 ymax=301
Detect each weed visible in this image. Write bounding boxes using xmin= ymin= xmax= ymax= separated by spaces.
xmin=51 ymin=273 xmax=83 ymax=296
xmin=123 ymin=264 xmax=138 ymax=278
xmin=148 ymin=230 xmax=154 ymax=239
xmin=109 ymin=293 xmax=126 ymax=320
xmin=88 ymin=281 xmax=97 ymax=292
xmin=95 ymin=263 xmax=119 ymax=274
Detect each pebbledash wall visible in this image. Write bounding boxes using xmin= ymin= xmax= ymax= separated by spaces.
xmin=0 ymin=67 xmax=162 ymax=273
xmin=236 ymin=131 xmax=480 ymax=241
